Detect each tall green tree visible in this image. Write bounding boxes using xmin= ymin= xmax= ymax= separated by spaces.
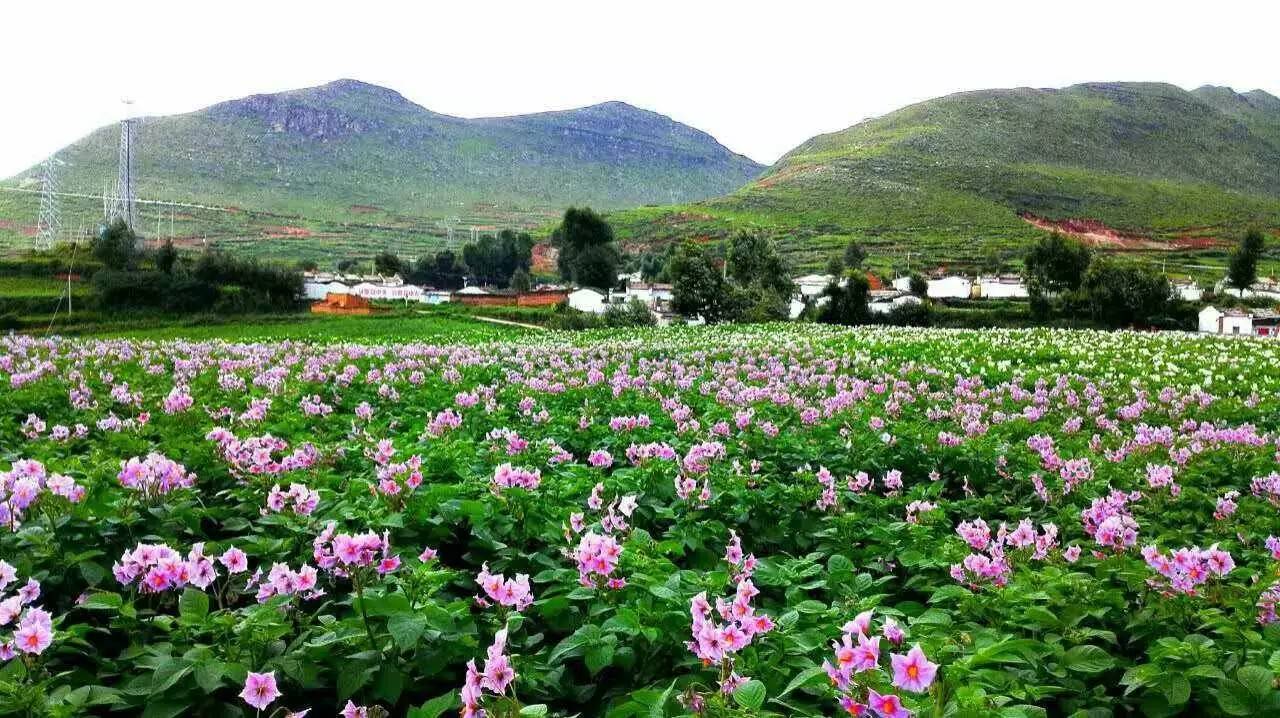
xmin=373 ymin=251 xmax=404 ymax=276
xmin=1227 ymin=228 xmax=1266 ymax=293
xmin=843 ymin=240 xmax=867 ymax=270
xmin=92 ymin=218 xmax=136 ymax=271
xmin=156 ymin=239 xmax=178 ymax=274
xmin=818 ymin=271 xmax=871 ymax=325
xmin=1082 ymin=260 xmax=1170 ymax=328
xmin=1024 ymin=233 xmax=1091 ymax=294
xmin=551 ymin=207 xmax=620 ymax=290
xmin=669 ymin=241 xmax=728 ymax=322
xmin=726 ymin=232 xmax=792 ymax=297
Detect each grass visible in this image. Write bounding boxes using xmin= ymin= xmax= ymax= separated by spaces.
xmin=608 ymin=83 xmax=1280 ymax=273
xmin=9 ymin=304 xmax=526 ymax=342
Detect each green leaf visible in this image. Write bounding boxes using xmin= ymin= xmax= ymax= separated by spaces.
xmin=81 ymin=592 xmax=123 ymax=611
xmin=647 ymin=679 xmax=677 ymax=718
xmin=519 ymin=706 xmax=548 ymax=717
xmin=778 ymin=665 xmax=826 ymax=698
xmin=586 ymin=642 xmax=615 ymax=675
xmin=734 ymin=680 xmax=765 ymax=711
xmin=1237 ymin=666 xmax=1275 ymax=700
xmin=388 ymin=613 xmax=428 ymax=651
xmin=1062 ymin=645 xmax=1114 ymax=674
xmin=407 ymin=692 xmax=458 ymax=718
xmin=193 ymin=660 xmax=224 ymax=693
xmin=177 ymin=589 xmax=209 ymax=624
xmin=1218 ymin=681 xmax=1256 ymax=716
xmin=1158 ymin=673 xmax=1191 ymax=706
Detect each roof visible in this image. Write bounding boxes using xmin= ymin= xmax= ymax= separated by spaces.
xmin=455 ymin=286 xmax=489 ymax=295
xmin=570 ymin=288 xmax=605 ymax=298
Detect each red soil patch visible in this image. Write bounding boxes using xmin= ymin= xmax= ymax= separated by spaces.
xmin=0 ymin=219 xmax=37 ymax=237
xmin=1020 ymin=214 xmax=1231 ymax=251
xmin=531 ymin=243 xmax=558 ymax=274
xmin=350 ymin=205 xmax=382 ymax=214
xmin=262 ymin=226 xmax=314 ymax=239
xmin=752 ymin=163 xmax=813 ymax=190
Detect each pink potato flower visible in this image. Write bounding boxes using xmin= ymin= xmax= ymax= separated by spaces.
xmin=890 ymin=644 xmax=938 ymax=692
xmin=239 ymin=671 xmax=281 ymax=711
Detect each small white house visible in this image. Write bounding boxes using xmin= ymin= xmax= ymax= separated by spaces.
xmin=419 ymin=290 xmax=453 ymax=305
xmin=624 ymin=282 xmax=675 ymax=309
xmin=793 ymin=274 xmax=835 ymax=298
xmin=568 ymin=288 xmax=607 ymax=314
xmin=304 ymin=280 xmax=351 ymax=299
xmin=304 ymin=280 xmax=345 ymax=300
xmin=977 ymin=275 xmax=1029 ymax=299
xmin=924 ymin=276 xmax=973 ymax=299
xmin=1214 ymin=277 xmax=1280 ymax=300
xmin=454 ymin=286 xmax=490 ymax=296
xmin=1199 ymin=306 xmax=1254 ymax=335
xmin=867 ymin=291 xmax=924 ymax=315
xmin=1170 ymin=279 xmax=1203 ymax=303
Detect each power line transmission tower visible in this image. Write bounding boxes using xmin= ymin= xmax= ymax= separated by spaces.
xmin=35 ymin=156 xmax=62 ymax=251
xmin=110 ymin=100 xmax=139 ymax=232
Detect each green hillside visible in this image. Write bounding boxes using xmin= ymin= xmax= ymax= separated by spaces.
xmin=610 ymin=82 xmax=1280 ymax=272
xmin=0 ymin=79 xmax=762 ymax=261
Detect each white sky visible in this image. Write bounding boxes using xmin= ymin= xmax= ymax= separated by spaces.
xmin=2 ymin=0 xmax=1277 ymax=179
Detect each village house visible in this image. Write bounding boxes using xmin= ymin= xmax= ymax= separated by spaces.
xmin=867 ymin=290 xmax=924 ymax=315
xmin=567 ymin=288 xmax=608 ymax=314
xmin=893 ymin=274 xmax=972 ymax=299
xmin=976 ymin=275 xmax=1029 ymax=299
xmin=1170 ymin=279 xmax=1203 ymax=303
xmin=1213 ymin=277 xmax=1280 ymax=301
xmin=1198 ymin=306 xmax=1280 ymax=336
xmin=621 ymin=282 xmax=674 ymax=311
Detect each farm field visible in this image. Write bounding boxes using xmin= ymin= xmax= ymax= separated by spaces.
xmin=1 ymin=324 xmax=1280 ymax=717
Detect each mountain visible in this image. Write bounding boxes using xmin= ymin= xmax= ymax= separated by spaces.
xmin=611 ymin=82 xmax=1280 ymax=271
xmin=0 ymin=79 xmax=762 ymax=260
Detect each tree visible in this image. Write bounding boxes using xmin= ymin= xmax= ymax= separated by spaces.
xmin=726 ymin=232 xmax=791 ymax=296
xmin=92 ymin=218 xmax=136 ymax=271
xmin=1227 ymin=228 xmax=1266 ymax=294
xmin=908 ymin=273 xmax=928 ymax=297
xmin=156 ymin=239 xmax=178 ymax=274
xmin=1024 ymin=233 xmax=1091 ymax=294
xmin=1082 ymin=260 xmax=1170 ymax=328
xmin=669 ymin=241 xmax=729 ymax=322
xmin=373 ymin=251 xmax=404 ymax=277
xmin=550 ymin=207 xmax=620 ymax=290
xmin=843 ymin=240 xmax=867 ymax=269
xmin=826 ymin=256 xmax=845 ymax=278
xmin=337 ymin=259 xmax=357 ymax=272
xmin=639 ymin=252 xmax=665 ymax=282
xmin=509 ymin=267 xmax=532 ymax=292
xmin=818 ymin=271 xmax=870 ymax=325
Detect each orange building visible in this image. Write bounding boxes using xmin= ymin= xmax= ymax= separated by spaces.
xmin=311 ymin=293 xmax=378 ymax=315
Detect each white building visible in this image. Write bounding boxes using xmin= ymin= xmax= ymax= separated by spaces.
xmin=350 ymin=282 xmax=424 ymax=302
xmin=1214 ymin=277 xmax=1280 ymax=301
xmin=304 ymin=280 xmax=348 ymax=300
xmin=1170 ymin=279 xmax=1203 ymax=303
xmin=419 ymin=290 xmax=453 ymax=305
xmin=977 ymin=275 xmax=1029 ymax=299
xmin=902 ymin=275 xmax=973 ymax=299
xmin=623 ymin=282 xmax=674 ymax=309
xmin=793 ymin=274 xmax=835 ymax=298
xmin=867 ymin=291 xmax=924 ymax=315
xmin=1199 ymin=306 xmax=1254 ymax=335
xmin=568 ymin=288 xmax=607 ymax=314
xmin=454 ymin=286 xmax=490 ymax=296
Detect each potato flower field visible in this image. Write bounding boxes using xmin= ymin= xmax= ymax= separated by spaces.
xmin=2 ymin=324 xmax=1280 ymax=717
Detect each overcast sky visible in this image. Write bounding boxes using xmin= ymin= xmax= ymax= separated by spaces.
xmin=3 ymin=0 xmax=1277 ymax=179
